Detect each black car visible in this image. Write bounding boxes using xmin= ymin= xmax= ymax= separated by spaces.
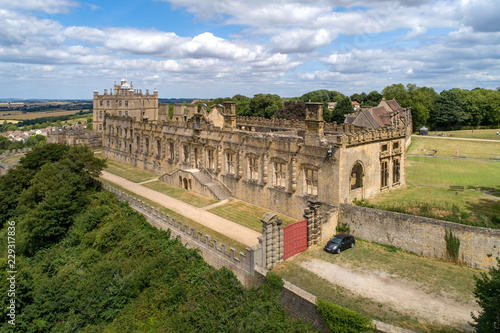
xmin=324 ymin=234 xmax=355 ymax=254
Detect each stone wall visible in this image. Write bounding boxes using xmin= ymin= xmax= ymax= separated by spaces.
xmin=339 ymin=204 xmax=500 ymax=269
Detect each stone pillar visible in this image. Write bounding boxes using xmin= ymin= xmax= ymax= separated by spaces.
xmin=262 ymin=154 xmax=269 ymax=185
xmin=223 ymin=101 xmax=236 ymax=128
xmin=291 ymin=157 xmax=297 ymax=192
xmin=260 ymin=212 xmax=284 ymax=270
xmin=238 ymin=149 xmax=244 ymax=178
xmin=305 ymin=199 xmax=322 ymax=247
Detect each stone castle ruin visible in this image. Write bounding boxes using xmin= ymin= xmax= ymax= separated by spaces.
xmin=52 ymin=79 xmax=412 ymax=219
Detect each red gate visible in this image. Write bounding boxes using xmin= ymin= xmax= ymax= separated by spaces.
xmin=283 ymin=219 xmax=308 ymax=260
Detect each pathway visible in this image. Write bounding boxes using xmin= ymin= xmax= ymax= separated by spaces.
xmin=100 ymin=170 xmax=260 ymax=247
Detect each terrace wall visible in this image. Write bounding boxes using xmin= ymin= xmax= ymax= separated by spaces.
xmin=339 ymin=204 xmax=500 ymax=269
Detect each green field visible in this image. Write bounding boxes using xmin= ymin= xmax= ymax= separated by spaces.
xmin=408 ymin=136 xmax=500 ymax=159
xmin=407 ymin=156 xmax=500 ymax=188
xmin=0 ymin=154 xmax=24 ymax=164
xmin=208 ymin=200 xmax=298 ymax=231
xmin=142 ymin=180 xmax=218 ymax=207
xmin=428 ymin=128 xmax=500 ymax=140
xmin=275 ymin=241 xmax=479 ymax=332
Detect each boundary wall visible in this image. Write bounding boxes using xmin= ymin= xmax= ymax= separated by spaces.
xmin=339 ymin=204 xmax=500 ymax=269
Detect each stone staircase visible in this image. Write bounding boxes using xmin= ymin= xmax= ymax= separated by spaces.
xmin=189 ymin=169 xmax=231 ymax=200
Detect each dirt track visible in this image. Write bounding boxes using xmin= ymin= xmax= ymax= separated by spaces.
xmin=301 ymin=259 xmax=478 ymax=331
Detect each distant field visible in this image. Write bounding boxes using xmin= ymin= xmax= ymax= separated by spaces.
xmin=408 ymin=136 xmax=500 ymax=159
xmin=428 ymin=128 xmax=500 ymax=140
xmin=0 ymin=109 xmax=85 ymax=121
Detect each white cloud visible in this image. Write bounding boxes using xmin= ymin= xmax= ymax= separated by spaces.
xmin=0 ymin=0 xmax=78 ymax=14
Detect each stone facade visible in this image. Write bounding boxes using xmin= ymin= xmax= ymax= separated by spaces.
xmin=98 ymin=80 xmax=412 ymax=219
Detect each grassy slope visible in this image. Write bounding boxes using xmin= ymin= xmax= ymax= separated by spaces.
xmin=430 ymin=128 xmax=500 ymax=140
xmin=208 ymin=200 xmax=298 ymax=231
xmin=141 ymin=180 xmax=218 ymax=208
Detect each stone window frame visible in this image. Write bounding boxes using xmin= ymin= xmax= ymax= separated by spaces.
xmin=99 ymin=100 xmax=103 ymax=106
xmin=393 ymin=158 xmax=400 ymax=184
xmin=124 ymin=110 xmax=128 ymax=117
xmin=302 ymin=164 xmax=319 ymax=196
xmin=168 ymin=141 xmax=175 ymax=160
xmin=106 ymin=100 xmax=110 ymax=107
xmin=225 ymin=150 xmax=236 ymax=175
xmin=381 ymin=159 xmax=389 ymax=188
xmin=393 ymin=140 xmax=399 ymax=150
xmin=206 ymin=147 xmax=215 ymax=170
xmin=246 ymin=153 xmax=259 ymax=181
xmin=125 ymin=100 xmax=128 ymax=107
xmin=99 ymin=110 xmax=103 ymax=119
xmin=271 ymin=157 xmax=287 ymax=188
xmin=182 ymin=145 xmax=189 ymax=163
xmin=119 ymin=100 xmax=122 ymax=107
xmin=98 ymin=123 xmax=102 ymax=131
xmin=350 ymin=161 xmax=364 ymax=191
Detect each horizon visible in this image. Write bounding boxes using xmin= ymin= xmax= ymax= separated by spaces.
xmin=1 ymin=0 xmax=499 ymax=99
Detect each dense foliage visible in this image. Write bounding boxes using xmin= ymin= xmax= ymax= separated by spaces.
xmin=472 ymin=258 xmax=500 ymax=332
xmin=317 ymin=298 xmax=375 ymax=333
xmin=0 ymin=134 xmax=46 ymax=155
xmin=0 ymin=144 xmax=317 ymax=332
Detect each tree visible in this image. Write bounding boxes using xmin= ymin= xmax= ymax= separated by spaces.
xmin=471 ymin=258 xmax=500 ymax=332
xmin=249 ymin=94 xmax=282 ymax=119
xmin=275 ymin=102 xmax=307 ymax=120
xmin=331 ymin=96 xmax=354 ymax=123
xmin=364 ymin=91 xmax=382 ymax=106
xmin=382 ymin=83 xmax=409 ymax=106
xmin=430 ymin=89 xmax=470 ymax=130
xmin=86 ymin=117 xmax=93 ymax=130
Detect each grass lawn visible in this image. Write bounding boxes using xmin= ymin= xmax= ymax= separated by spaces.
xmin=141 ymin=180 xmax=218 ymax=208
xmin=100 ymin=157 xmax=159 ymax=183
xmin=429 ymin=128 xmax=500 ymax=140
xmin=406 ymin=156 xmax=500 ymax=189
xmin=99 ymin=179 xmax=247 ymax=253
xmin=274 ymin=240 xmax=480 ymax=332
xmin=408 ymin=136 xmax=500 ymax=159
xmin=0 ymin=154 xmax=24 ymax=164
xmin=208 ymin=200 xmax=298 ymax=232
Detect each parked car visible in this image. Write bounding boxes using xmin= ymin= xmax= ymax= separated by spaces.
xmin=324 ymin=234 xmax=355 ymax=254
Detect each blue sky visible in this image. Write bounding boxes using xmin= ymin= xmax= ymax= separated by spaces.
xmin=1 ymin=0 xmax=499 ymax=99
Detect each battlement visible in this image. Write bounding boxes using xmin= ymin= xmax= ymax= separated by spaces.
xmin=334 ymin=125 xmax=406 ymax=146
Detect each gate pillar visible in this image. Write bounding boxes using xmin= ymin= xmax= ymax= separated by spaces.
xmin=260 ymin=212 xmax=283 ymax=270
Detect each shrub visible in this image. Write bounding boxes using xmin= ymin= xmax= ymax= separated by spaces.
xmin=317 ymin=298 xmax=375 ymax=333
xmin=444 ymin=229 xmax=460 ymax=263
xmin=336 ymin=222 xmax=350 ymax=234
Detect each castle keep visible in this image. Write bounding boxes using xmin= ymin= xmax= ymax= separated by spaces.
xmin=89 ymin=79 xmax=411 ymax=219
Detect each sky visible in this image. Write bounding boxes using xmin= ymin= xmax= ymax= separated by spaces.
xmin=1 ymin=0 xmax=499 ymax=99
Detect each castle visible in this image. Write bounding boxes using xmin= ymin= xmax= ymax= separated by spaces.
xmin=52 ymin=79 xmax=412 ymax=219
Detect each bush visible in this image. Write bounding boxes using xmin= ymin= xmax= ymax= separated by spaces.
xmin=471 ymin=258 xmax=500 ymax=332
xmin=444 ymin=229 xmax=460 ymax=263
xmin=317 ymin=298 xmax=375 ymax=333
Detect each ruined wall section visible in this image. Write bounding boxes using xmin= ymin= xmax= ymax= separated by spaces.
xmin=339 ymin=204 xmax=500 ymax=269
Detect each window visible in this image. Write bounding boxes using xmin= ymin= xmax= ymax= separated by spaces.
xmin=125 ymin=100 xmax=128 ymax=107
xmin=393 ymin=141 xmax=399 ymax=150
xmin=183 ymin=146 xmax=189 ymax=162
xmin=305 ymin=168 xmax=318 ymax=195
xmin=169 ymin=142 xmax=175 ymax=159
xmin=381 ymin=161 xmax=389 ymax=188
xmin=350 ymin=162 xmax=363 ymax=190
xmin=207 ymin=149 xmax=215 ymax=169
xmin=119 ymin=111 xmax=122 ymax=117
xmin=248 ymin=157 xmax=258 ymax=180
xmin=273 ymin=162 xmax=286 ymax=187
xmin=107 ymin=101 xmax=110 ymax=107
xmin=226 ymin=153 xmax=235 ymax=174
xmin=125 ymin=111 xmax=128 ymax=117
xmin=99 ymin=110 xmax=103 ymax=119
xmin=382 ymin=144 xmax=388 ymax=151
xmin=99 ymin=100 xmax=103 ymax=106
xmin=157 ymin=140 xmax=161 ymax=157
xmin=98 ymin=124 xmax=102 ymax=131
xmin=119 ymin=101 xmax=122 ymax=107
xmin=393 ymin=159 xmax=400 ymax=184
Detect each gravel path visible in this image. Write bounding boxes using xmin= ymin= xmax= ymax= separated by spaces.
xmin=100 ymin=171 xmax=260 ymax=247
xmin=301 ymin=259 xmax=478 ymax=331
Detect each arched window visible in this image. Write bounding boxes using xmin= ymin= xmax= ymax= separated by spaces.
xmin=351 ymin=162 xmax=364 ymax=190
